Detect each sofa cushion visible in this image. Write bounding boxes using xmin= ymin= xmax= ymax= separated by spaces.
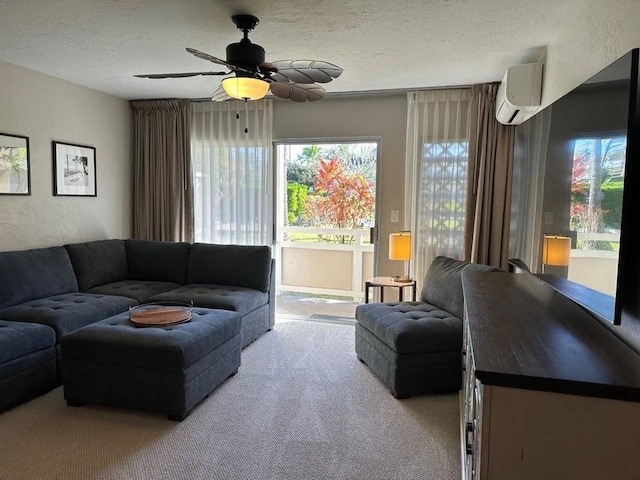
xmin=87 ymin=280 xmax=181 ymax=304
xmin=125 ymin=239 xmax=190 ymax=284
xmin=188 ymin=243 xmax=272 ymax=292
xmin=0 ymin=247 xmax=78 ymax=309
xmin=0 ymin=293 xmax=137 ymax=342
xmin=65 ymin=239 xmax=128 ymax=291
xmin=420 ymin=256 xmax=503 ymax=319
xmin=0 ymin=320 xmax=56 ymax=364
xmin=355 ymin=302 xmax=462 ymax=354
xmin=148 ymin=284 xmax=269 ymax=315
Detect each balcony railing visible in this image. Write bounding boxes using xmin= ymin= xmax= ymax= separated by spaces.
xmin=569 ymin=232 xmax=620 ymax=296
xmin=277 ymin=226 xmax=374 ymax=300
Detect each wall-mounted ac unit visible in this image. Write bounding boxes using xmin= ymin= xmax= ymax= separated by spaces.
xmin=496 ymin=63 xmax=543 ymax=125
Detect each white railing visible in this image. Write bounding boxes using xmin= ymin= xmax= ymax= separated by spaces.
xmin=574 ymin=232 xmax=620 ymax=243
xmin=572 ymin=232 xmax=620 ymax=259
xmin=569 ymin=232 xmax=620 ymax=296
xmin=277 ymin=226 xmax=374 ymax=300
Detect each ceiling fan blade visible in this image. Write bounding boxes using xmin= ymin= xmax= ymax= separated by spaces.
xmin=259 ymin=62 xmax=278 ymax=74
xmin=267 ymin=60 xmax=343 ymax=84
xmin=186 ymin=48 xmax=230 ymax=66
xmin=211 ymin=84 xmax=232 ymax=102
xmin=186 ymin=47 xmax=252 ymax=74
xmin=270 ymin=82 xmax=326 ymax=102
xmin=134 ymin=71 xmax=229 ymax=79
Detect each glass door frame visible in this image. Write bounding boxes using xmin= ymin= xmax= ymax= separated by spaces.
xmin=272 ymin=137 xmax=382 ymax=299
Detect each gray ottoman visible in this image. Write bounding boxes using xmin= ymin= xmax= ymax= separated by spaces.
xmin=61 ymin=308 xmax=241 ymax=420
xmin=355 ymin=301 xmax=463 ymax=398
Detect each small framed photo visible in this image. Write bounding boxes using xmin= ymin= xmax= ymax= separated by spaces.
xmin=53 ymin=141 xmax=96 ymax=197
xmin=0 ymin=132 xmax=31 ymax=195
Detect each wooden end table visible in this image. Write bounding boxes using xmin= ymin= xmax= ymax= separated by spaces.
xmin=365 ymin=277 xmax=417 ymax=303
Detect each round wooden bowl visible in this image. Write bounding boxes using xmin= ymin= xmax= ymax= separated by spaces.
xmin=129 ymin=306 xmax=192 ymax=326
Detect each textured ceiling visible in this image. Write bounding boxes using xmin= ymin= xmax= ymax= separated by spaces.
xmin=0 ymin=0 xmax=573 ymax=100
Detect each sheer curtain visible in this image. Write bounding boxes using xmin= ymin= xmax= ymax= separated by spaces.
xmin=405 ymin=89 xmax=472 ymax=285
xmin=508 ymin=106 xmax=552 ymax=272
xmin=191 ymin=100 xmax=273 ymax=246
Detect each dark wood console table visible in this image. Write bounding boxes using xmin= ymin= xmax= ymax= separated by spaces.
xmin=460 ymin=271 xmax=640 ymax=480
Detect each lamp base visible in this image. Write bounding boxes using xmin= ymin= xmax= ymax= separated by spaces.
xmin=391 ymin=275 xmax=412 ymax=283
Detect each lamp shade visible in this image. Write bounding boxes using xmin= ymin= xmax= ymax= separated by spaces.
xmin=222 ymin=77 xmax=270 ymax=100
xmin=542 ymin=235 xmax=571 ymax=266
xmin=389 ymin=232 xmax=412 ymax=261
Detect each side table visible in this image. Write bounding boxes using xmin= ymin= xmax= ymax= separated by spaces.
xmin=364 ymin=277 xmax=417 ymax=303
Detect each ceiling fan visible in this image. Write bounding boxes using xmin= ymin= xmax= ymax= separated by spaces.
xmin=135 ymin=14 xmax=343 ymax=102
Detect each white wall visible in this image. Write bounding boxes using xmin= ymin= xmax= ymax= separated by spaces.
xmin=273 ymin=93 xmax=407 ymax=277
xmin=0 ymin=60 xmax=132 ymax=251
xmin=542 ymin=0 xmax=640 ymax=108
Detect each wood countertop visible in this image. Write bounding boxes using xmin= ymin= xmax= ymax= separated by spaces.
xmin=462 ymin=271 xmax=640 ymax=402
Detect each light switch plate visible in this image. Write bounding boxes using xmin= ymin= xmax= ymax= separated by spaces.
xmin=544 ymin=212 xmax=553 ymax=225
xmin=391 ymin=210 xmax=399 ymax=223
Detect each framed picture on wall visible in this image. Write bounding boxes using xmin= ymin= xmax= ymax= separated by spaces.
xmin=52 ymin=141 xmax=96 ymax=197
xmin=0 ymin=132 xmax=31 ymax=195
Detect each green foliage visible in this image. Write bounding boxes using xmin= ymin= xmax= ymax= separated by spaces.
xmin=600 ymin=181 xmax=624 ymax=229
xmin=286 ymin=163 xmax=315 ymax=187
xmin=287 ymin=182 xmax=308 ymax=225
xmin=570 ymin=181 xmax=623 ymax=230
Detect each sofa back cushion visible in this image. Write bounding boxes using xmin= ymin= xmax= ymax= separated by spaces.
xmin=65 ymin=239 xmax=128 ymax=291
xmin=188 ymin=243 xmax=272 ymax=292
xmin=125 ymin=239 xmax=190 ymax=284
xmin=0 ymin=246 xmax=78 ymax=309
xmin=420 ymin=256 xmax=503 ymax=318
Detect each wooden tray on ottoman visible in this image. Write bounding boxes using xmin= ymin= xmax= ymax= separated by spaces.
xmin=129 ymin=304 xmax=192 ymax=326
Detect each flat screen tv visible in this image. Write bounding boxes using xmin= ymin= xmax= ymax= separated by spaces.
xmin=511 ymin=49 xmax=640 ymax=334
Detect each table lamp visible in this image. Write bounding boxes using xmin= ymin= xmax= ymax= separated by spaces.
xmin=389 ymin=231 xmax=412 ymax=281
xmin=542 ymin=235 xmax=571 ymax=273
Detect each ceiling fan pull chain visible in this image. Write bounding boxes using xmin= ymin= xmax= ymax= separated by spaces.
xmin=244 ymin=99 xmax=249 ymax=134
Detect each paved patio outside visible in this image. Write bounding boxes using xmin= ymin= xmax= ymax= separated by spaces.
xmin=275 ymin=293 xmax=359 ymax=325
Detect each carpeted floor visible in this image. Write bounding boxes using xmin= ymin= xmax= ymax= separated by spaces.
xmin=0 ymin=320 xmax=460 ymax=480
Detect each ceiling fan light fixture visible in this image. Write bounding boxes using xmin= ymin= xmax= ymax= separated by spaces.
xmin=222 ymin=77 xmax=269 ymax=100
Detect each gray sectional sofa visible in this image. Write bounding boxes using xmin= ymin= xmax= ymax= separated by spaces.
xmin=0 ymin=239 xmax=274 ymax=413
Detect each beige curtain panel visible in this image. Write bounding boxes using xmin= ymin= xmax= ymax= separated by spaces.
xmin=465 ymin=83 xmax=515 ymax=269
xmin=130 ymin=99 xmax=194 ymax=242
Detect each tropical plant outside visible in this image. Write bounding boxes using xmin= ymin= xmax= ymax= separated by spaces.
xmin=284 ymin=142 xmax=377 ymax=244
xmin=570 ymin=136 xmax=625 ymax=250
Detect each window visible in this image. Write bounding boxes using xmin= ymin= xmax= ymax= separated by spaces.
xmin=419 ymin=140 xmax=468 ymax=253
xmin=569 ymin=135 xmax=625 ymax=250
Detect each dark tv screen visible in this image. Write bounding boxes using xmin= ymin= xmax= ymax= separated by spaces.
xmin=511 ymin=49 xmax=640 ymax=331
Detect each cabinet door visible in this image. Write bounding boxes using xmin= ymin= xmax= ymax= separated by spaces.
xmin=462 ymin=328 xmax=481 ymax=478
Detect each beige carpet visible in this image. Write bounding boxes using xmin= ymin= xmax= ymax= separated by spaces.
xmin=0 ymin=320 xmax=461 ymax=480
